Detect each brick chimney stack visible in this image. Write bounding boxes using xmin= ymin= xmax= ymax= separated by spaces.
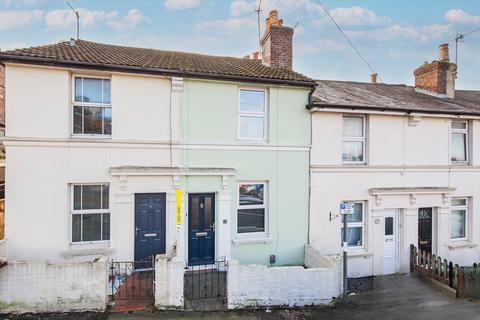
xmin=414 ymin=43 xmax=457 ymax=98
xmin=261 ymin=10 xmax=293 ymax=70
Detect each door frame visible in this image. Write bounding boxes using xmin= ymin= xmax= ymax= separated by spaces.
xmin=383 ymin=209 xmax=400 ymax=274
xmin=187 ymin=192 xmax=217 ymax=266
xmin=134 ymin=192 xmax=167 ymax=263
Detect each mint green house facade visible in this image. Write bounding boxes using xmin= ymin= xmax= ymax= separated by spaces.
xmin=178 ymin=79 xmax=312 ymax=266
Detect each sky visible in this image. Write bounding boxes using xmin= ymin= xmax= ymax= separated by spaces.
xmin=0 ymin=0 xmax=479 ymax=89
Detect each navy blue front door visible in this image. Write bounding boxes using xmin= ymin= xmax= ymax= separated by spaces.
xmin=134 ymin=193 xmax=166 ymax=262
xmin=188 ymin=193 xmax=215 ymax=265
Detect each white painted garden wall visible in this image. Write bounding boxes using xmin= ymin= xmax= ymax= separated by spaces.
xmin=154 ymin=254 xmax=184 ymax=309
xmin=0 ymin=257 xmax=109 ymax=313
xmin=227 ymin=245 xmax=342 ymax=308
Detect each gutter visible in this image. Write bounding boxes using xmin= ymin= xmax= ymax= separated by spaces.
xmin=0 ymin=54 xmax=317 ymax=89
xmin=306 ymin=103 xmax=480 ymax=118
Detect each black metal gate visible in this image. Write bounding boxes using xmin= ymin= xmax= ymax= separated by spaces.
xmin=184 ymin=257 xmax=228 ymax=310
xmin=109 ymin=257 xmax=155 ymax=311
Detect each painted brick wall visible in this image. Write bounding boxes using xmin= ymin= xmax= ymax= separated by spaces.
xmin=155 ymin=255 xmax=184 ymax=309
xmin=0 ymin=257 xmax=109 ymax=313
xmin=227 ymin=245 xmax=342 ymax=308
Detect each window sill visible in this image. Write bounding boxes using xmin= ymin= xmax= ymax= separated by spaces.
xmin=70 ymin=135 xmax=112 ymax=140
xmin=346 ymin=249 xmax=372 ymax=257
xmin=232 ymin=236 xmax=273 ymax=246
xmin=448 ymin=241 xmax=478 ymax=250
xmin=236 ymin=139 xmax=269 ymax=145
xmin=61 ymin=246 xmax=114 ymax=258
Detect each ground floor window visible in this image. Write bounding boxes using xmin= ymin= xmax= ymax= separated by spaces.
xmin=451 ymin=197 xmax=467 ymax=240
xmin=341 ymin=201 xmax=364 ymax=248
xmin=71 ymin=184 xmax=110 ymax=242
xmin=237 ymin=182 xmax=266 ymax=234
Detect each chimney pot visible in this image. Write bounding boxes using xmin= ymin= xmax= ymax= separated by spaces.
xmin=371 ymin=73 xmax=378 ymax=84
xmin=439 ymin=43 xmax=449 ymax=62
xmin=69 ymin=38 xmax=76 ymax=47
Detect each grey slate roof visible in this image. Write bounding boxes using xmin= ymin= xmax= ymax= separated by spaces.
xmin=312 ymin=80 xmax=480 ymax=116
xmin=0 ymin=39 xmax=315 ymax=87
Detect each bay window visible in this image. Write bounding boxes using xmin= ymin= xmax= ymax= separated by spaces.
xmin=73 ymin=76 xmax=111 ymax=135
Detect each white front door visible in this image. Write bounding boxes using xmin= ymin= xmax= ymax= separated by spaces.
xmin=383 ymin=211 xmax=399 ymax=275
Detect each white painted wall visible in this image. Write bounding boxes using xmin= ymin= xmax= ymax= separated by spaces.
xmin=310 ymin=111 xmax=480 ymax=277
xmin=4 ymin=64 xmax=176 ymax=263
xmin=227 ymin=245 xmax=342 ymax=308
xmin=0 ymin=257 xmax=109 ymax=313
xmin=155 ymin=254 xmax=184 ymax=309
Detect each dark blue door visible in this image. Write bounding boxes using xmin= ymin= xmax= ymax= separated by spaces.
xmin=188 ymin=193 xmax=215 ymax=265
xmin=135 ymin=193 xmax=166 ymax=263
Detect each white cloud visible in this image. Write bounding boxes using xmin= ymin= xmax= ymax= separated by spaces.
xmin=329 ymin=6 xmax=390 ymax=26
xmin=164 ymin=0 xmax=201 ymax=11
xmin=0 ymin=9 xmax=43 ymax=30
xmin=445 ymin=9 xmax=480 ymax=25
xmin=45 ymin=8 xmax=147 ymax=32
xmin=195 ymin=17 xmax=256 ymax=35
xmin=106 ymin=9 xmax=148 ymax=32
xmin=230 ymin=0 xmax=255 ymax=17
xmin=346 ymin=24 xmax=452 ymax=43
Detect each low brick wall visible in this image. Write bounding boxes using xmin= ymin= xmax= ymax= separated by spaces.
xmin=227 ymin=245 xmax=342 ymax=309
xmin=155 ymin=254 xmax=184 ymax=309
xmin=0 ymin=257 xmax=109 ymax=313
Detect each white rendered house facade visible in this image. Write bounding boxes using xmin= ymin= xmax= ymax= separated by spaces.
xmin=309 ymin=45 xmax=480 ymax=277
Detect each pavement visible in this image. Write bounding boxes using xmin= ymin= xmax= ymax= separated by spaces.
xmin=109 ymin=273 xmax=480 ymax=320
xmin=4 ymin=273 xmax=480 ymax=320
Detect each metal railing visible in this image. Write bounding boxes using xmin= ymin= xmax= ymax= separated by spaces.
xmin=184 ymin=256 xmax=228 ymax=301
xmin=110 ymin=257 xmax=155 ymax=301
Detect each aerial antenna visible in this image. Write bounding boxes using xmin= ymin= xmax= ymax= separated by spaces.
xmin=255 ymin=0 xmax=263 ymax=55
xmin=66 ymin=2 xmax=80 ymax=40
xmin=455 ymin=26 xmax=480 ymax=65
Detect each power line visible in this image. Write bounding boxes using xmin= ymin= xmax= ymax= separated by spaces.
xmin=315 ymin=0 xmax=384 ymax=83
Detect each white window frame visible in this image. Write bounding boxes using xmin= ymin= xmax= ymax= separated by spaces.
xmin=450 ymin=197 xmax=468 ymax=241
xmin=341 ymin=201 xmax=365 ymax=249
xmin=70 ymin=183 xmax=110 ymax=244
xmin=237 ymin=88 xmax=268 ymax=142
xmin=342 ymin=115 xmax=366 ymax=164
xmin=72 ymin=75 xmax=112 ymax=137
xmin=450 ymin=120 xmax=468 ymax=164
xmin=236 ymin=181 xmax=268 ymax=237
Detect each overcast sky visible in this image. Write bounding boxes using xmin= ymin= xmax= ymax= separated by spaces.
xmin=1 ymin=0 xmax=479 ymax=89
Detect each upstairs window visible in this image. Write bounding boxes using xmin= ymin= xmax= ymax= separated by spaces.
xmin=342 ymin=116 xmax=365 ymax=163
xmin=71 ymin=184 xmax=110 ymax=242
xmin=238 ymin=89 xmax=267 ymax=141
xmin=451 ymin=197 xmax=467 ymax=240
xmin=451 ymin=121 xmax=468 ymax=163
xmin=73 ymin=77 xmax=111 ymax=135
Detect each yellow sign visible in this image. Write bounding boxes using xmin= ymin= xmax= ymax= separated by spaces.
xmin=176 ymin=189 xmax=182 ymax=225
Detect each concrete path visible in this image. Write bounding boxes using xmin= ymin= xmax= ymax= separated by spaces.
xmin=108 ymin=273 xmax=480 ymax=320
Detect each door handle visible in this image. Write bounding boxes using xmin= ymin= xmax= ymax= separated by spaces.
xmin=135 ymin=227 xmax=140 ymax=236
xmin=211 ymin=224 xmax=215 ymax=233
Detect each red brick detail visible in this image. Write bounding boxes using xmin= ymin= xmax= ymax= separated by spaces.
xmin=261 ymin=25 xmax=293 ymax=70
xmin=414 ymin=60 xmax=456 ymax=95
